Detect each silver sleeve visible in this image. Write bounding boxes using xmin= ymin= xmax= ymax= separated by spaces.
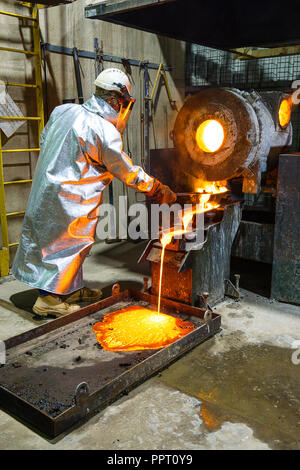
xmin=102 ymin=124 xmax=155 ymax=193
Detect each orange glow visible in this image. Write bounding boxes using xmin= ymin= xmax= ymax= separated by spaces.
xmin=196 ymin=181 xmax=227 ymax=194
xmin=157 ymin=228 xmax=187 ymax=314
xmin=181 ymin=200 xmax=219 ymax=230
xmin=157 ymin=233 xmax=171 ymax=314
xmin=92 ymin=182 xmax=227 ymax=353
xmin=157 ymin=190 xmax=223 ymax=313
xmin=158 ymin=199 xmax=221 ymax=249
xmin=93 ymin=306 xmax=194 ymax=351
xmin=278 ymin=98 xmax=291 ymax=128
xmin=200 ymin=403 xmax=223 ymax=431
xmin=196 ymin=120 xmax=224 ymax=153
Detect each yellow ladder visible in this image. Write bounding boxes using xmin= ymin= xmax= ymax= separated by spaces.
xmin=0 ymin=3 xmax=44 ymax=276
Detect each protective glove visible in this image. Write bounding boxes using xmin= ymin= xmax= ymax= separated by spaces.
xmin=147 ymin=178 xmax=177 ymax=204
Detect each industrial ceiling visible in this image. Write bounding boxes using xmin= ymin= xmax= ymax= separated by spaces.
xmin=20 ymin=0 xmax=73 ymax=5
xmin=85 ymin=0 xmax=300 ymax=51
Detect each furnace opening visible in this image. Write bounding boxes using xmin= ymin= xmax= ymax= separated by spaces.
xmin=278 ymin=98 xmax=291 ymax=128
xmin=196 ymin=119 xmax=224 ymax=153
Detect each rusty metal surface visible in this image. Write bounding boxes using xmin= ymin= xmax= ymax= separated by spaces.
xmin=146 ymin=247 xmax=186 ymax=267
xmin=149 ymin=148 xmax=190 ymax=193
xmin=0 ymin=289 xmax=221 ymax=438
xmin=4 ymin=292 xmax=125 ymax=351
xmin=141 ymin=203 xmax=241 ymax=307
xmin=190 ymin=203 xmax=242 ymax=306
xmin=151 ymin=262 xmax=192 ymax=305
xmin=173 ymin=88 xmax=259 ymax=182
xmin=242 ymin=163 xmax=261 ymax=195
xmin=271 ymin=154 xmax=300 ymax=305
xmin=232 ymin=220 xmax=274 ymax=264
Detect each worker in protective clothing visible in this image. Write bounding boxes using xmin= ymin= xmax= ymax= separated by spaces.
xmin=12 ymin=68 xmax=176 ymax=317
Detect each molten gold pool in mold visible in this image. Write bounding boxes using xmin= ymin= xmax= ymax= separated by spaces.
xmin=92 ymin=306 xmax=194 ymax=352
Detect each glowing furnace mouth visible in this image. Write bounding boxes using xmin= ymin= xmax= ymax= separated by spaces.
xmin=278 ymin=98 xmax=291 ymax=128
xmin=196 ymin=119 xmax=225 ymax=153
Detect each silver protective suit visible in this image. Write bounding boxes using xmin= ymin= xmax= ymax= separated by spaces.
xmin=12 ymin=94 xmax=154 ymax=294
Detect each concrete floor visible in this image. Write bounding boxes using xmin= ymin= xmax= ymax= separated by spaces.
xmin=0 ymin=240 xmax=300 ymax=450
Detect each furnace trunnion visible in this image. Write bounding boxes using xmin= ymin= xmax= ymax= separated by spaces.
xmin=141 ymin=87 xmax=299 ymax=306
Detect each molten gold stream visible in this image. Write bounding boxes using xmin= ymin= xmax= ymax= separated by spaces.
xmin=93 ymin=184 xmax=226 ymax=351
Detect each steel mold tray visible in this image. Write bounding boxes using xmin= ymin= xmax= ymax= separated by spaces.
xmin=0 ymin=287 xmax=221 ymax=438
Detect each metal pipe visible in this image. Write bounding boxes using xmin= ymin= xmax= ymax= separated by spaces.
xmin=6 ymin=211 xmax=25 ymax=217
xmin=144 ymin=64 xmax=150 ymax=173
xmin=4 ymin=82 xmax=37 ymax=88
xmin=42 ymin=43 xmax=171 ymax=71
xmin=0 ymin=117 xmax=40 ymax=120
xmin=72 ymin=47 xmax=84 ymax=105
xmin=0 ymin=46 xmax=36 ymax=55
xmin=2 ymin=148 xmax=40 ymax=153
xmin=176 ymin=192 xmax=229 ymax=197
xmin=0 ymin=10 xmax=36 ymax=21
xmin=4 ymin=180 xmax=32 ymax=185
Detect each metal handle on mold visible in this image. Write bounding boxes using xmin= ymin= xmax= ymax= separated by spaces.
xmin=202 ymin=292 xmax=213 ymax=335
xmin=112 ymin=284 xmax=120 ymax=296
xmin=74 ymin=382 xmax=90 ymax=406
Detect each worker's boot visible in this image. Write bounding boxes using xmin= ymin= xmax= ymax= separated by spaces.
xmin=32 ymin=295 xmax=81 ymax=317
xmin=65 ymin=287 xmax=103 ymax=304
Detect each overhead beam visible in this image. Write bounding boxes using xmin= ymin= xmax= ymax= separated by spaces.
xmin=232 ymin=45 xmax=300 ymax=60
xmin=85 ymin=0 xmax=174 ymax=18
xmin=18 ymin=1 xmax=73 ymax=6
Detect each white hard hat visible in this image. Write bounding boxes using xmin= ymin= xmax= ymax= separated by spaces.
xmin=94 ymin=68 xmax=131 ymax=96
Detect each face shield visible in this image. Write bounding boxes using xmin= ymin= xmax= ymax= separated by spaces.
xmin=100 ymin=83 xmax=135 ymax=134
xmin=109 ymin=82 xmax=134 ymax=135
xmin=116 ymin=96 xmax=135 ymax=134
